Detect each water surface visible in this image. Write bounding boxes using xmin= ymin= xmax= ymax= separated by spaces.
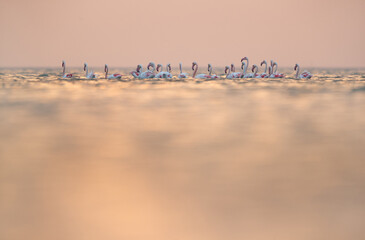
xmin=1 ymin=68 xmax=365 ymax=240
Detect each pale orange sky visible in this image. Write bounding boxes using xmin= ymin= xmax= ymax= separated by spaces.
xmin=0 ymin=0 xmax=364 ymax=68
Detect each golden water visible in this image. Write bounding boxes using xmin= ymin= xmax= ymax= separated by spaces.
xmin=1 ymin=68 xmax=365 ymax=240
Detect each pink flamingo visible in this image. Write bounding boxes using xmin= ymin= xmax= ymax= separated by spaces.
xmin=272 ymin=62 xmax=284 ymax=78
xmin=139 ymin=62 xmax=155 ymax=79
xmin=225 ymin=65 xmax=243 ymax=79
xmin=131 ymin=64 xmax=142 ymax=78
xmin=231 ymin=64 xmax=236 ymax=72
xmin=192 ymin=62 xmax=209 ymax=79
xmin=104 ymin=64 xmax=122 ymax=79
xmin=155 ymin=64 xmax=172 ymax=78
xmin=241 ymin=61 xmax=252 ymax=78
xmin=178 ymin=63 xmax=189 ymax=78
xmin=241 ymin=57 xmax=255 ymax=78
xmin=61 ymin=61 xmax=72 ymax=78
xmin=260 ymin=60 xmax=269 ymax=78
xmin=267 ymin=66 xmax=275 ymax=78
xmin=229 ymin=63 xmax=243 ymax=78
xmin=294 ymin=64 xmax=312 ymax=79
xmin=83 ymin=63 xmax=97 ymax=79
xmin=207 ymin=64 xmax=218 ymax=79
xmin=251 ymin=65 xmax=264 ymax=78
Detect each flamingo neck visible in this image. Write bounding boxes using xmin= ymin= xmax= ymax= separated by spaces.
xmin=208 ymin=66 xmax=212 ymax=76
xmin=273 ymin=63 xmax=278 ymax=74
xmin=62 ymin=65 xmax=65 ymax=76
xmin=243 ymin=63 xmax=247 ymax=75
xmin=85 ymin=66 xmax=88 ymax=77
xmin=296 ymin=65 xmax=300 ymax=78
xmin=253 ymin=66 xmax=258 ymax=76
xmin=226 ymin=68 xmax=231 ymax=77
xmin=263 ymin=63 xmax=267 ymax=74
xmin=231 ymin=64 xmax=235 ymax=72
xmin=246 ymin=59 xmax=249 ymax=70
xmin=179 ymin=63 xmax=182 ymax=74
xmin=193 ymin=65 xmax=198 ymax=78
xmin=105 ymin=67 xmax=108 ymax=79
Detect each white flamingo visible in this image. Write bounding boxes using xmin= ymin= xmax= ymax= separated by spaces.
xmin=272 ymin=62 xmax=284 ymax=78
xmin=294 ymin=64 xmax=312 ymax=79
xmin=260 ymin=60 xmax=269 ymax=78
xmin=83 ymin=63 xmax=97 ymax=79
xmin=268 ymin=66 xmax=276 ymax=78
xmin=104 ymin=64 xmax=122 ymax=79
xmin=241 ymin=61 xmax=251 ymax=78
xmin=192 ymin=62 xmax=210 ymax=79
xmin=155 ymin=64 xmax=172 ymax=78
xmin=251 ymin=65 xmax=264 ymax=78
xmin=131 ymin=64 xmax=142 ymax=78
xmin=178 ymin=63 xmax=189 ymax=78
xmin=61 ymin=60 xmax=72 ymax=78
xmin=229 ymin=63 xmax=243 ymax=78
xmin=139 ymin=62 xmax=155 ymax=79
xmin=241 ymin=57 xmax=254 ymax=78
xmin=207 ymin=64 xmax=218 ymax=79
xmin=225 ymin=65 xmax=242 ymax=79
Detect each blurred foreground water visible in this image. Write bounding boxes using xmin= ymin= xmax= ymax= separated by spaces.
xmin=1 ymin=68 xmax=365 ymax=240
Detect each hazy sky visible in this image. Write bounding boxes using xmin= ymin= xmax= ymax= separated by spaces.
xmin=0 ymin=0 xmax=364 ymax=68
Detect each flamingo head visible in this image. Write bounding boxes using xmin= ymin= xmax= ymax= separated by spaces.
xmin=62 ymin=61 xmax=65 ymax=67
xmin=224 ymin=66 xmax=230 ymax=74
xmin=294 ymin=64 xmax=299 ymax=71
xmin=167 ymin=64 xmax=171 ymax=72
xmin=230 ymin=64 xmax=235 ymax=71
xmin=260 ymin=60 xmax=266 ymax=66
xmin=208 ymin=64 xmax=212 ymax=71
xmin=83 ymin=63 xmax=87 ymax=71
xmin=147 ymin=62 xmax=155 ymax=71
xmin=241 ymin=57 xmax=248 ymax=62
xmin=192 ymin=62 xmax=197 ymax=70
xmin=136 ymin=64 xmax=142 ymax=72
xmin=252 ymin=65 xmax=256 ymax=72
xmin=156 ymin=64 xmax=162 ymax=72
xmin=104 ymin=64 xmax=108 ymax=72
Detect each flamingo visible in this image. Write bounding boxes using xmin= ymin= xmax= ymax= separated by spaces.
xmin=268 ymin=66 xmax=276 ymax=78
xmin=251 ymin=65 xmax=264 ymax=78
xmin=231 ymin=64 xmax=236 ymax=72
xmin=83 ymin=63 xmax=97 ymax=79
xmin=228 ymin=63 xmax=243 ymax=78
xmin=178 ymin=63 xmax=189 ymax=78
xmin=241 ymin=61 xmax=253 ymax=78
xmin=192 ymin=62 xmax=214 ymax=79
xmin=272 ymin=62 xmax=284 ymax=78
xmin=104 ymin=64 xmax=122 ymax=79
xmin=61 ymin=61 xmax=72 ymax=78
xmin=131 ymin=64 xmax=142 ymax=78
xmin=241 ymin=57 xmax=254 ymax=78
xmin=155 ymin=64 xmax=172 ymax=78
xmin=260 ymin=60 xmax=269 ymax=78
xmin=225 ymin=65 xmax=242 ymax=79
xmin=294 ymin=64 xmax=312 ymax=79
xmin=139 ymin=62 xmax=155 ymax=79
xmin=207 ymin=64 xmax=218 ymax=79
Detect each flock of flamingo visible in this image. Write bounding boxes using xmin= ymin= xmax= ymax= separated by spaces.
xmin=61 ymin=57 xmax=312 ymax=80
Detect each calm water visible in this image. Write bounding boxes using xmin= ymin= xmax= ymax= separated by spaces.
xmin=1 ymin=68 xmax=365 ymax=240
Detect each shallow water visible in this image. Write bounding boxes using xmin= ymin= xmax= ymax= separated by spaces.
xmin=1 ymin=68 xmax=365 ymax=240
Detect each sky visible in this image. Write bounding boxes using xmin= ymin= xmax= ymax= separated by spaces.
xmin=0 ymin=0 xmax=364 ymax=68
